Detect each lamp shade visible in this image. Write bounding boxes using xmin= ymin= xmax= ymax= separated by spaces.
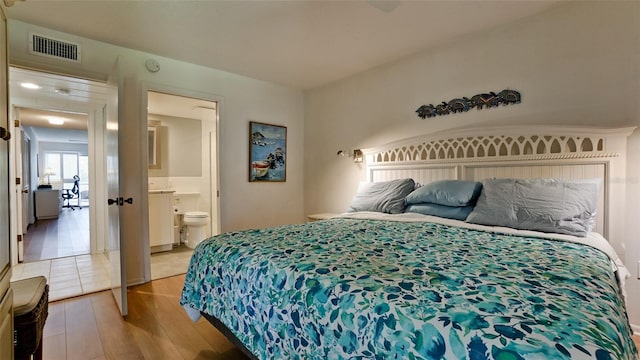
xmin=43 ymin=168 xmax=55 ymax=176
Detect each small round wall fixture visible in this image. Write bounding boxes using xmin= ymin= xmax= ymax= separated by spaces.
xmin=145 ymin=59 xmax=160 ymax=73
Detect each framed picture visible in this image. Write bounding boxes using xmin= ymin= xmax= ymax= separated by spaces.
xmin=249 ymin=121 xmax=287 ymax=182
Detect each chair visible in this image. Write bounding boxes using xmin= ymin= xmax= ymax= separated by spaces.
xmin=62 ymin=175 xmax=81 ymax=210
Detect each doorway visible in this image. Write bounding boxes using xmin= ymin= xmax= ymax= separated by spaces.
xmin=20 ymin=119 xmax=91 ymax=262
xmin=144 ymin=88 xmax=220 ymax=281
xmin=9 ymin=67 xmax=112 ymax=300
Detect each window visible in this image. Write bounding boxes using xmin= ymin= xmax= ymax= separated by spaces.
xmin=43 ymin=152 xmax=89 ymax=186
xmin=44 ymin=153 xmax=61 ymax=181
xmin=62 ymin=153 xmax=78 ymax=180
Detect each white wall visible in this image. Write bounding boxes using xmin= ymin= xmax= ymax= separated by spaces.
xmin=625 ymin=130 xmax=640 ymax=332
xmin=8 ymin=20 xmax=304 ymax=285
xmin=304 ymin=1 xmax=640 ymax=327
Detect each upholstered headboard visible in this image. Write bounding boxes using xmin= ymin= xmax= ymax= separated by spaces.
xmin=362 ymin=126 xmax=635 ymax=255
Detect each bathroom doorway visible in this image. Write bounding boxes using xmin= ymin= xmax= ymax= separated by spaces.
xmin=144 ymin=87 xmax=220 ymax=280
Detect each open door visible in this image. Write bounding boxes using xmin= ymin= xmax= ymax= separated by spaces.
xmin=12 ymin=120 xmax=26 ymax=262
xmin=16 ymin=126 xmax=31 ymax=263
xmin=20 ymin=129 xmax=31 ymax=237
xmin=106 ymin=59 xmax=127 ymax=316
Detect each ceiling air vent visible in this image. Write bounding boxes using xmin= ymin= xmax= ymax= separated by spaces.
xmin=29 ymin=33 xmax=81 ymax=63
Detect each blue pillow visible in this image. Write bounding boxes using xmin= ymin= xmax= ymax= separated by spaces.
xmin=405 ymin=203 xmax=474 ymax=221
xmin=405 ymin=180 xmax=482 ymax=207
xmin=465 ymin=178 xmax=600 ymax=237
xmin=348 ymin=178 xmax=415 ymax=214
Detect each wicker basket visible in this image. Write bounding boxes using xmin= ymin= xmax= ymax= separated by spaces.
xmin=13 ymin=281 xmax=49 ymax=360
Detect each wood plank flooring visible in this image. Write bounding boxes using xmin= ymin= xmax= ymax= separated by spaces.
xmin=43 ymin=274 xmax=249 ymax=360
xmin=41 ymin=274 xmax=640 ymax=359
xmin=24 ymin=207 xmax=90 ymax=262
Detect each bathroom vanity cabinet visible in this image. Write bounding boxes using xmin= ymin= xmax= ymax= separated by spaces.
xmin=149 ymin=190 xmax=175 ymax=253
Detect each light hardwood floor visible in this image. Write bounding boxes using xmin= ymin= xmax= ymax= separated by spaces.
xmin=24 ymin=207 xmax=90 ymax=262
xmin=43 ymin=274 xmax=249 ymax=360
xmin=41 ymin=274 xmax=640 ymax=359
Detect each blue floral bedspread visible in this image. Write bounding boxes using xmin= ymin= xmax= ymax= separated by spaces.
xmin=180 ymin=218 xmax=638 ymax=359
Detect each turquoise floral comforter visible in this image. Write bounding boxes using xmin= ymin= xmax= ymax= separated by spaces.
xmin=180 ymin=218 xmax=637 ymax=359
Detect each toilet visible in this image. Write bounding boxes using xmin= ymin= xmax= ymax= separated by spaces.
xmin=183 ymin=211 xmax=210 ymax=249
xmin=173 ymin=193 xmax=210 ymax=249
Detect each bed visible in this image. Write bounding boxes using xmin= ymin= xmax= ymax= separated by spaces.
xmin=180 ymin=126 xmax=638 ymax=359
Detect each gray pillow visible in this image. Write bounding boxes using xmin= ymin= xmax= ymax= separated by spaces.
xmin=348 ymin=178 xmax=415 ymax=214
xmin=405 ymin=180 xmax=482 ymax=207
xmin=405 ymin=203 xmax=474 ymax=221
xmin=465 ymin=178 xmax=600 ymax=237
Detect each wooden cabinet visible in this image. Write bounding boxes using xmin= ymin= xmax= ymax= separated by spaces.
xmin=0 ymin=283 xmax=12 ymax=360
xmin=35 ymin=189 xmax=61 ymax=220
xmin=148 ymin=191 xmax=175 ymax=252
xmin=0 ymin=3 xmax=13 ymax=359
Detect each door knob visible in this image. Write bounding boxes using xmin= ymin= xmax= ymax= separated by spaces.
xmin=107 ymin=197 xmax=133 ymax=206
xmin=22 ymin=189 xmax=28 ymax=194
xmin=0 ymin=127 xmax=10 ymax=141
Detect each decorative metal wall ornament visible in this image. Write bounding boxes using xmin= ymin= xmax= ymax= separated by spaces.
xmin=416 ymin=89 xmax=521 ymax=119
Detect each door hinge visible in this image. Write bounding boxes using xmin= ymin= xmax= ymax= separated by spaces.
xmin=16 ymin=177 xmax=21 ymax=185
xmin=217 ymin=190 xmax=220 ymax=197
xmin=14 ymin=119 xmax=20 ymax=127
xmin=17 ymin=234 xmax=22 ymax=243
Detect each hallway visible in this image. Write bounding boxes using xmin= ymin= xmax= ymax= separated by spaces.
xmin=23 ymin=206 xmax=90 ymax=262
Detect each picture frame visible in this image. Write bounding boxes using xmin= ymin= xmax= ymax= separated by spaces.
xmin=249 ymin=121 xmax=287 ymax=182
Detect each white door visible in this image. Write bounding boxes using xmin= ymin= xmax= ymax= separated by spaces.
xmin=106 ymin=60 xmax=127 ymax=316
xmin=13 ymin=124 xmax=26 ymax=262
xmin=20 ymin=131 xmax=31 ymax=236
xmin=16 ymin=127 xmax=31 ymax=262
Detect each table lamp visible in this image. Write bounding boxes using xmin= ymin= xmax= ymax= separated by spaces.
xmin=43 ymin=168 xmax=55 ymax=185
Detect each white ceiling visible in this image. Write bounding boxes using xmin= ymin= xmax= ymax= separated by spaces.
xmin=10 ymin=67 xmax=106 ymax=143
xmin=6 ymin=0 xmax=562 ymax=143
xmin=4 ymin=0 xmax=561 ymax=90
xmin=11 ymin=68 xmax=215 ymax=143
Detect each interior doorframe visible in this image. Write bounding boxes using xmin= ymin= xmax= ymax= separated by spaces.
xmin=140 ymin=81 xmax=222 ymax=282
xmin=7 ymin=68 xmax=110 ymax=264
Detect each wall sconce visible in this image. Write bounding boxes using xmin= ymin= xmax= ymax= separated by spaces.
xmin=337 ymin=149 xmax=363 ymax=163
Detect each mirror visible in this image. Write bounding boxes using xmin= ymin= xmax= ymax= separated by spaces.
xmin=148 ymin=120 xmax=161 ymax=169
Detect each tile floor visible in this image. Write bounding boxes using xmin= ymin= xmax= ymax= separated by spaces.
xmin=18 ymin=200 xmax=194 ymax=301
xmin=150 ymin=245 xmax=194 ymax=280
xmin=12 ymin=253 xmax=110 ymax=301
xmin=12 ymin=248 xmax=194 ymax=302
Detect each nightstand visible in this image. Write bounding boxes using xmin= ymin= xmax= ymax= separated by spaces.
xmin=306 ymin=213 xmax=339 ymax=222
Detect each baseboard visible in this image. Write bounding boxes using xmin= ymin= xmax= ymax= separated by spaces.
xmin=632 ymin=323 xmax=640 ymax=335
xmin=127 ymin=276 xmax=146 ymax=287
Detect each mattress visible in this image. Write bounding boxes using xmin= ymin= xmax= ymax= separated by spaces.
xmin=180 ymin=213 xmax=637 ymax=359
